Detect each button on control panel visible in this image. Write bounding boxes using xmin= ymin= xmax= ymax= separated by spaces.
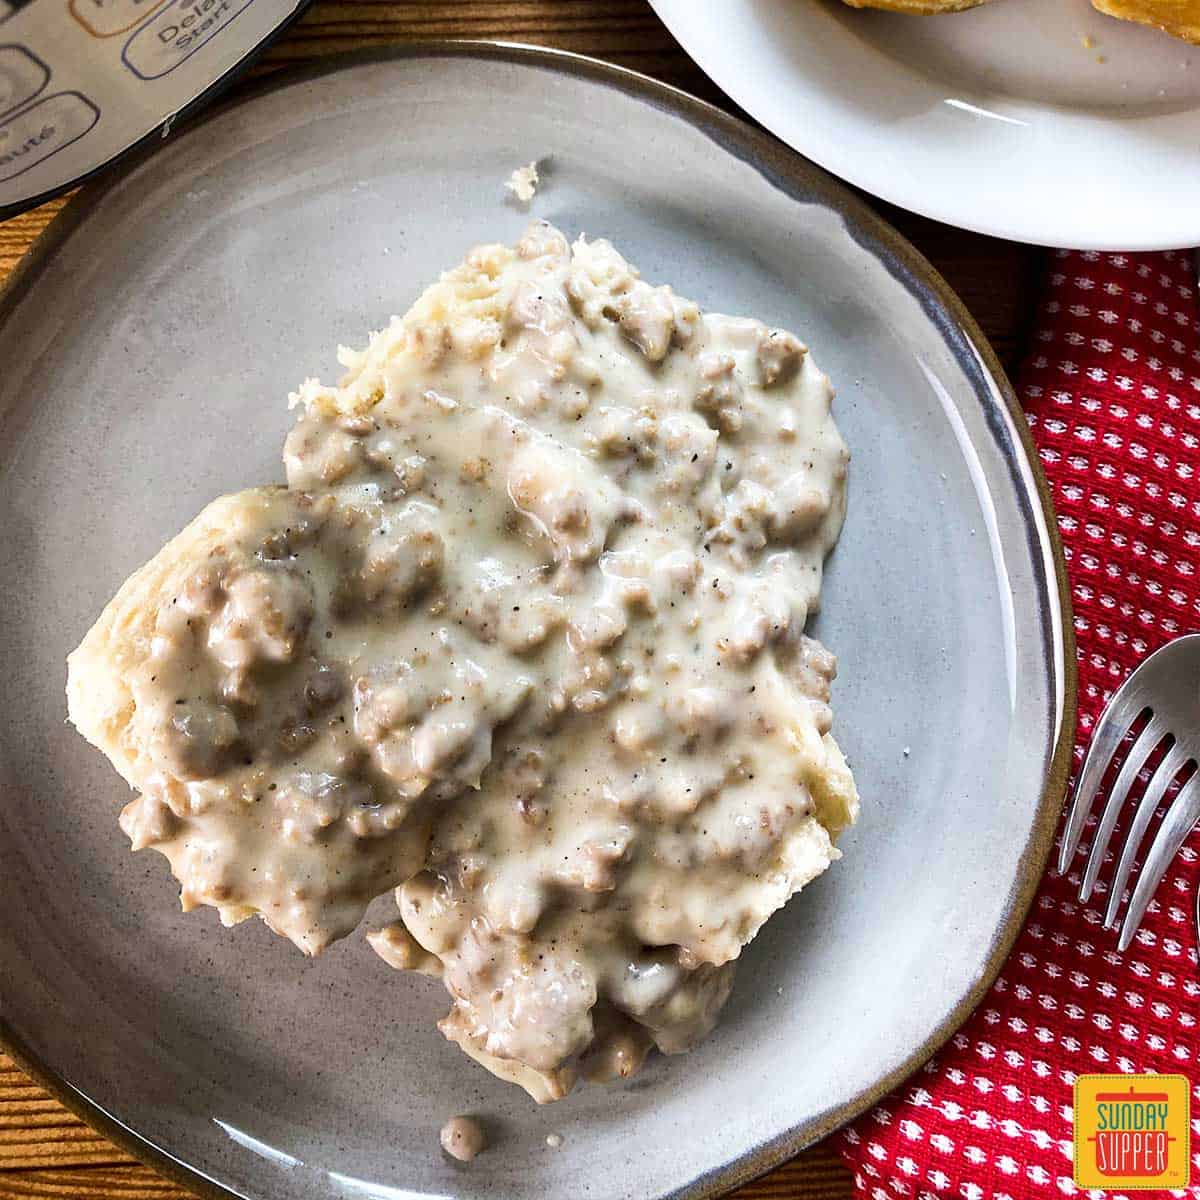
xmin=0 ymin=91 xmax=99 ymax=184
xmin=0 ymin=43 xmax=48 ymax=119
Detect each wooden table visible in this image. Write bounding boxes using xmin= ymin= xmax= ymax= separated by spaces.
xmin=0 ymin=4 xmax=1044 ymax=1198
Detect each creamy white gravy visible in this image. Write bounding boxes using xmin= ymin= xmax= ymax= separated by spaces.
xmin=67 ymin=223 xmax=858 ymax=1102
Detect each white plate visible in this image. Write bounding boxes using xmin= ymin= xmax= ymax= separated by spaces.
xmin=651 ymin=0 xmax=1200 ymax=249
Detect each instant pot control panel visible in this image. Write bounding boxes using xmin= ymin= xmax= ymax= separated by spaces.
xmin=0 ymin=0 xmax=309 ymax=218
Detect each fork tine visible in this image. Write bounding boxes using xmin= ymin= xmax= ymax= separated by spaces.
xmin=1118 ymin=770 xmax=1200 ymax=952
xmin=1058 ymin=688 xmax=1150 ymax=873
xmin=1104 ymin=742 xmax=1186 ymax=929
xmin=1080 ymin=716 xmax=1166 ymax=902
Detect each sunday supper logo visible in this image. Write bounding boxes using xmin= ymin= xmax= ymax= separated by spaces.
xmin=1073 ymin=1074 xmax=1191 ymax=1189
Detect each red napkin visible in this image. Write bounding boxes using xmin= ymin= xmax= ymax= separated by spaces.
xmin=836 ymin=249 xmax=1200 ymax=1199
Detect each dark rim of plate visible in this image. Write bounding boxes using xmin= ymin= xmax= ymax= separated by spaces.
xmin=0 ymin=40 xmax=1078 ymax=1200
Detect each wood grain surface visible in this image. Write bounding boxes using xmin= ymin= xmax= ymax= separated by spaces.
xmin=0 ymin=3 xmax=1044 ymax=1197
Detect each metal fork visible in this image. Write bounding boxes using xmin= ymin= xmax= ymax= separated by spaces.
xmin=1059 ymin=633 xmax=1200 ymax=952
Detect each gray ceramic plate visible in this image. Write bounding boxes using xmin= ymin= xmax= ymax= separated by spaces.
xmin=0 ymin=45 xmax=1075 ymax=1200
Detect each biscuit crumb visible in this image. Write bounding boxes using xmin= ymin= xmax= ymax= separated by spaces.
xmin=506 ymin=161 xmax=540 ymax=203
